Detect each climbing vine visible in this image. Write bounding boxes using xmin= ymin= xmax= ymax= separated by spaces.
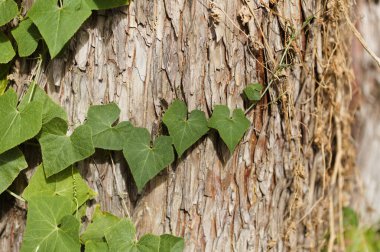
xmin=0 ymin=0 xmax=264 ymax=251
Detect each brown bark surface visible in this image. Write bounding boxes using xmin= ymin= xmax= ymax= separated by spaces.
xmin=0 ymin=0 xmax=355 ymax=251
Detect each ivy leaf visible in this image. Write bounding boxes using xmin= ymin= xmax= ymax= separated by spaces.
xmin=0 ymin=89 xmax=42 ymax=155
xmin=208 ymin=105 xmax=250 ymax=152
xmin=11 ymin=19 xmax=41 ymax=57
xmin=28 ymin=0 xmax=92 ymax=58
xmin=162 ymin=100 xmax=209 ymax=156
xmin=84 ymin=103 xmax=133 ymax=150
xmin=85 ymin=241 xmax=109 ymax=252
xmin=0 ymin=148 xmax=27 ymax=194
xmin=21 ymin=196 xmax=80 ymax=252
xmin=19 ymin=83 xmax=67 ymax=125
xmin=122 ymin=128 xmax=174 ymax=192
xmin=243 ymin=83 xmax=263 ymax=102
xmin=0 ymin=0 xmax=18 ymax=26
xmin=23 ymin=164 xmax=96 ymax=210
xmin=85 ymin=0 xmax=129 ymax=10
xmin=0 ymin=32 xmax=15 ymax=64
xmin=159 ymin=234 xmax=184 ymax=252
xmin=38 ymin=119 xmax=95 ymax=177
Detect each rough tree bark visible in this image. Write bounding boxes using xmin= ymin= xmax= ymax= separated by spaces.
xmin=0 ymin=0 xmax=356 ymax=251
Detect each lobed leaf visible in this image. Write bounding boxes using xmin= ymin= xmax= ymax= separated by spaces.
xmin=11 ymin=19 xmax=41 ymax=57
xmin=0 ymin=148 xmax=27 ymax=194
xmin=0 ymin=0 xmax=18 ymax=26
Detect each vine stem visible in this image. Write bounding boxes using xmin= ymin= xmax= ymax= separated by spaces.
xmin=6 ymin=189 xmax=25 ymax=202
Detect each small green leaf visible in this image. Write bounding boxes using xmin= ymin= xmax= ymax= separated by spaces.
xmin=0 ymin=32 xmax=15 ymax=64
xmin=243 ymin=83 xmax=263 ymax=101
xmin=85 ymin=0 xmax=129 ymax=10
xmin=23 ymin=164 xmax=96 ymax=210
xmin=0 ymin=0 xmax=18 ymax=26
xmin=0 ymin=89 xmax=42 ymax=155
xmin=19 ymin=83 xmax=67 ymax=125
xmin=28 ymin=0 xmax=92 ymax=58
xmin=84 ymin=103 xmax=133 ymax=150
xmin=0 ymin=148 xmax=27 ymax=194
xmin=159 ymin=234 xmax=184 ymax=252
xmin=135 ymin=234 xmax=160 ymax=251
xmin=208 ymin=105 xmax=250 ymax=152
xmin=21 ymin=196 xmax=80 ymax=252
xmin=85 ymin=240 xmax=109 ymax=252
xmin=38 ymin=120 xmax=95 ymax=177
xmin=162 ymin=100 xmax=209 ymax=156
xmin=11 ymin=19 xmax=41 ymax=57
xmin=105 ymin=219 xmax=136 ymax=251
xmin=123 ymin=128 xmax=174 ymax=192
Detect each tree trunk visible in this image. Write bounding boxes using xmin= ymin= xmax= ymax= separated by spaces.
xmin=0 ymin=0 xmax=356 ymax=251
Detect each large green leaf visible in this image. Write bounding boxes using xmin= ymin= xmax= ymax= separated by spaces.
xmin=122 ymin=128 xmax=174 ymax=192
xmin=162 ymin=100 xmax=208 ymax=156
xmin=84 ymin=103 xmax=133 ymax=150
xmin=208 ymin=105 xmax=250 ymax=152
xmin=0 ymin=148 xmax=27 ymax=194
xmin=0 ymin=0 xmax=18 ymax=26
xmin=21 ymin=196 xmax=80 ymax=252
xmin=159 ymin=234 xmax=184 ymax=252
xmin=0 ymin=32 xmax=15 ymax=64
xmin=23 ymin=164 xmax=95 ymax=210
xmin=38 ymin=119 xmax=95 ymax=177
xmin=28 ymin=0 xmax=92 ymax=58
xmin=0 ymin=89 xmax=42 ymax=155
xmin=85 ymin=0 xmax=129 ymax=10
xmin=105 ymin=219 xmax=136 ymax=251
xmin=11 ymin=18 xmax=41 ymax=57
xmin=19 ymin=83 xmax=67 ymax=125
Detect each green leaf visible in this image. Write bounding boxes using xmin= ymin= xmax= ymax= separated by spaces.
xmin=343 ymin=207 xmax=359 ymax=228
xmin=0 ymin=148 xmax=27 ymax=194
xmin=159 ymin=234 xmax=184 ymax=252
xmin=0 ymin=0 xmax=18 ymax=26
xmin=85 ymin=0 xmax=129 ymax=10
xmin=243 ymin=83 xmax=263 ymax=101
xmin=11 ymin=18 xmax=41 ymax=57
xmin=19 ymin=83 xmax=67 ymax=125
xmin=105 ymin=219 xmax=136 ymax=251
xmin=208 ymin=105 xmax=250 ymax=152
xmin=162 ymin=100 xmax=209 ymax=156
xmin=84 ymin=103 xmax=133 ymax=150
xmin=38 ymin=120 xmax=95 ymax=177
xmin=0 ymin=89 xmax=43 ymax=155
xmin=23 ymin=164 xmax=95 ymax=210
xmin=85 ymin=240 xmax=109 ymax=252
xmin=122 ymin=128 xmax=174 ymax=191
xmin=0 ymin=32 xmax=15 ymax=64
xmin=81 ymin=205 xmax=120 ymax=243
xmin=21 ymin=196 xmax=80 ymax=252
xmin=28 ymin=0 xmax=92 ymax=58
xmin=0 ymin=63 xmax=10 ymax=95
xmin=135 ymin=234 xmax=160 ymax=252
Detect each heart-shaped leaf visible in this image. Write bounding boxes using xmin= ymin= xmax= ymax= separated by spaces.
xmin=0 ymin=32 xmax=15 ymax=64
xmin=0 ymin=148 xmax=27 ymax=194
xmin=23 ymin=164 xmax=96 ymax=210
xmin=163 ymin=100 xmax=209 ymax=156
xmin=28 ymin=0 xmax=92 ymax=58
xmin=0 ymin=89 xmax=42 ymax=155
xmin=11 ymin=19 xmax=41 ymax=57
xmin=208 ymin=105 xmax=250 ymax=152
xmin=85 ymin=0 xmax=129 ymax=10
xmin=243 ymin=83 xmax=263 ymax=102
xmin=21 ymin=196 xmax=80 ymax=252
xmin=38 ymin=118 xmax=95 ymax=177
xmin=123 ymin=128 xmax=174 ymax=192
xmin=84 ymin=103 xmax=133 ymax=150
xmin=0 ymin=0 xmax=18 ymax=26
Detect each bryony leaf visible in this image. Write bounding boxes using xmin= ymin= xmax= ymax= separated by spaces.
xmin=85 ymin=241 xmax=109 ymax=252
xmin=85 ymin=0 xmax=129 ymax=10
xmin=0 ymin=148 xmax=27 ymax=194
xmin=19 ymin=83 xmax=67 ymax=125
xmin=23 ymin=164 xmax=96 ymax=210
xmin=0 ymin=32 xmax=15 ymax=64
xmin=21 ymin=196 xmax=80 ymax=252
xmin=38 ymin=119 xmax=95 ymax=177
xmin=208 ymin=105 xmax=250 ymax=152
xmin=84 ymin=103 xmax=133 ymax=150
xmin=122 ymin=128 xmax=174 ymax=192
xmin=0 ymin=0 xmax=18 ymax=26
xmin=243 ymin=83 xmax=263 ymax=101
xmin=11 ymin=19 xmax=41 ymax=57
xmin=0 ymin=89 xmax=42 ymax=155
xmin=159 ymin=234 xmax=184 ymax=252
xmin=162 ymin=100 xmax=208 ymax=156
xmin=28 ymin=0 xmax=92 ymax=58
